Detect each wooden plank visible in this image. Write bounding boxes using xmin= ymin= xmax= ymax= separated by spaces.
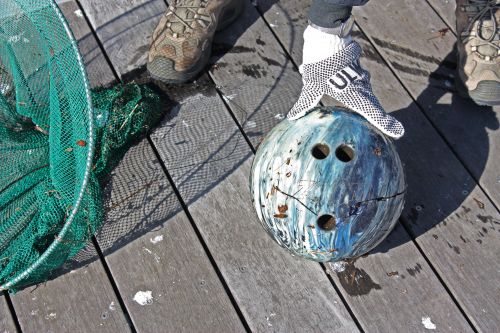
xmin=58 ymin=0 xmax=115 ymax=87
xmin=11 ymin=255 xmax=131 ymax=333
xmin=0 ymin=294 xmax=17 ymax=333
xmin=260 ymin=0 xmax=500 ymax=331
xmin=355 ymin=0 xmax=500 ymax=208
xmin=98 ymin=139 xmax=246 ymax=333
xmin=7 ymin=2 xmax=131 ymax=333
xmin=77 ymin=0 xmax=167 ymax=76
xmin=328 ymin=225 xmax=469 ymax=333
xmin=78 ymin=1 xmax=358 ymax=330
xmin=210 ymin=4 xmax=304 ymax=148
xmin=426 ymin=0 xmax=455 ymax=29
xmin=210 ymin=1 xmax=474 ymax=332
xmin=150 ymin=75 xmax=359 ymax=332
xmin=59 ymin=2 xmax=247 ymax=332
xmin=351 ymin=1 xmax=500 ymax=331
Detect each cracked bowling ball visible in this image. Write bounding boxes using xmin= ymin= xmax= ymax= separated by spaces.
xmin=250 ymin=107 xmax=406 ymax=261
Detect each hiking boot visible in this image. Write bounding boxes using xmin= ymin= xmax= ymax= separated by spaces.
xmin=148 ymin=0 xmax=243 ymax=83
xmin=456 ymin=0 xmax=500 ymax=106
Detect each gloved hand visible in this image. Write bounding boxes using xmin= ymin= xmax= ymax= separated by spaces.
xmin=288 ymin=40 xmax=404 ymax=139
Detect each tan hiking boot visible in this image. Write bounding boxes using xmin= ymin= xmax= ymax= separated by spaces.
xmin=147 ymin=0 xmax=243 ymax=83
xmin=456 ymin=0 xmax=500 ymax=106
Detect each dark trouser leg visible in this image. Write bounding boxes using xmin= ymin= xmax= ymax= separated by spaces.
xmin=308 ymin=0 xmax=370 ymax=28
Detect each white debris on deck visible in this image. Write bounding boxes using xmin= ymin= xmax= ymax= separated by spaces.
xmin=133 ymin=291 xmax=153 ymax=306
xmin=421 ymin=316 xmax=436 ymax=330
xmin=330 ymin=261 xmax=347 ymax=273
xmin=150 ymin=235 xmax=164 ymax=244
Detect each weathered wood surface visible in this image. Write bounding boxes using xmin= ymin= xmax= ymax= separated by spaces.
xmin=328 ymin=226 xmax=471 ymax=333
xmin=57 ymin=0 xmax=116 ymax=87
xmin=0 ymin=294 xmax=17 ymax=333
xmin=356 ymin=0 xmax=500 ymax=209
xmin=59 ymin=2 xmax=247 ymax=332
xmin=264 ymin=0 xmax=500 ymax=331
xmin=99 ymin=140 xmax=246 ymax=333
xmin=149 ymin=75 xmax=358 ymax=332
xmin=4 ymin=0 xmax=500 ymax=331
xmin=78 ymin=1 xmax=360 ymax=331
xmin=426 ymin=0 xmax=456 ymax=29
xmin=210 ymin=1 xmax=473 ymax=332
xmin=78 ymin=0 xmax=167 ymax=76
xmin=352 ymin=1 xmax=500 ymax=331
xmin=262 ymin=0 xmax=500 ymax=331
xmin=210 ymin=2 xmax=304 ymax=148
xmin=11 ymin=259 xmax=131 ymax=333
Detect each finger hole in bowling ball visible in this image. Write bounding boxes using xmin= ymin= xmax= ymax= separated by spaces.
xmin=335 ymin=144 xmax=355 ymax=162
xmin=317 ymin=214 xmax=336 ymax=231
xmin=311 ymin=143 xmax=330 ymax=160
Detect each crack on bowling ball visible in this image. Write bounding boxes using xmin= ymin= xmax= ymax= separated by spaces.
xmin=337 ymin=259 xmax=382 ymax=296
xmin=345 ymin=190 xmax=406 ymax=218
xmin=272 ymin=185 xmax=318 ymax=216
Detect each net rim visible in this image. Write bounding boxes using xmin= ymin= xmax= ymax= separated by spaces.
xmin=1 ymin=0 xmax=95 ymax=290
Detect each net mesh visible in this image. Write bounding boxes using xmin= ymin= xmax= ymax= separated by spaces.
xmin=0 ymin=0 xmax=164 ymax=291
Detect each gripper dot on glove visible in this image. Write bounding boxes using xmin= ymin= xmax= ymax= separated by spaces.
xmin=288 ymin=41 xmax=404 ymax=139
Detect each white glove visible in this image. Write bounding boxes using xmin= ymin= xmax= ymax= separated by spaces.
xmin=288 ymin=41 xmax=404 ymax=139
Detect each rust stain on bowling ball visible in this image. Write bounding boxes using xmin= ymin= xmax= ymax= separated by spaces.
xmin=278 ymin=204 xmax=288 ymax=214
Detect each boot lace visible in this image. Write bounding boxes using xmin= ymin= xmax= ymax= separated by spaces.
xmin=460 ymin=0 xmax=499 ymax=55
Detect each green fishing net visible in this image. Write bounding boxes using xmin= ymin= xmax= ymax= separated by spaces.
xmin=0 ymin=0 xmax=164 ymax=291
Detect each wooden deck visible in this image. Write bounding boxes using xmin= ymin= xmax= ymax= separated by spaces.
xmin=2 ymin=0 xmax=500 ymax=332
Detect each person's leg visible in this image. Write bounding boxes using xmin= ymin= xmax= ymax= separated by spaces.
xmin=288 ymin=0 xmax=405 ymax=139
xmin=308 ymin=0 xmax=369 ymax=29
xmin=301 ymin=0 xmax=367 ymax=68
xmin=455 ymin=0 xmax=499 ymax=106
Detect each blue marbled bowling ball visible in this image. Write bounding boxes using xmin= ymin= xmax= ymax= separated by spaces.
xmin=250 ymin=107 xmax=406 ymax=261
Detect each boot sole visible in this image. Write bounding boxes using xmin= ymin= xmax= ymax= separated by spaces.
xmin=456 ymin=79 xmax=500 ymax=106
xmin=147 ymin=0 xmax=244 ymax=84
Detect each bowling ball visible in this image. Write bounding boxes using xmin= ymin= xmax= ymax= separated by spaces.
xmin=250 ymin=107 xmax=406 ymax=261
